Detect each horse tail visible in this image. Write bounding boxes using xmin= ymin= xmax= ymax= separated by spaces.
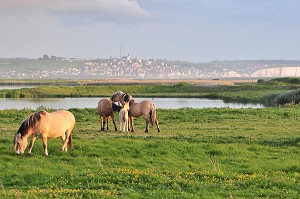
xmin=68 ymin=133 xmax=73 ymax=150
xmin=150 ymin=103 xmax=157 ymax=126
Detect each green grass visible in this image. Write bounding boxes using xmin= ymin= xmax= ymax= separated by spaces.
xmin=0 ymin=107 xmax=299 ymax=198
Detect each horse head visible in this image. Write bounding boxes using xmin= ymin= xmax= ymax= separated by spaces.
xmin=111 ymin=91 xmax=132 ymax=106
xmin=13 ymin=111 xmax=45 ymax=155
xmin=13 ymin=133 xmax=27 ymax=155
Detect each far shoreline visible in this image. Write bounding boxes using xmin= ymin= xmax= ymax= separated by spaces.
xmin=0 ymin=78 xmax=258 ymax=86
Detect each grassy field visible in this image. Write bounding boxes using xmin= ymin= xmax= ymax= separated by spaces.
xmin=0 ymin=107 xmax=299 ymax=198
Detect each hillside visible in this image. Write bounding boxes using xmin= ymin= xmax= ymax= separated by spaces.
xmin=1 ymin=57 xmax=300 ymax=79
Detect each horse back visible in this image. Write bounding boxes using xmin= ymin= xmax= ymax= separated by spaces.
xmin=97 ymin=99 xmax=114 ymax=116
xmin=129 ymin=100 xmax=153 ymax=117
xmin=41 ymin=110 xmax=75 ymax=138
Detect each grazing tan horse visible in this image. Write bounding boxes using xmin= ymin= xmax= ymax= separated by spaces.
xmin=129 ymin=99 xmax=160 ymax=133
xmin=13 ymin=110 xmax=75 ymax=156
xmin=119 ymin=102 xmax=129 ymax=134
xmin=97 ymin=98 xmax=122 ymax=131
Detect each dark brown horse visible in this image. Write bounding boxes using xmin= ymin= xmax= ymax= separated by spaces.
xmin=128 ymin=99 xmax=160 ymax=133
xmin=97 ymin=98 xmax=122 ymax=131
xmin=13 ymin=110 xmax=75 ymax=156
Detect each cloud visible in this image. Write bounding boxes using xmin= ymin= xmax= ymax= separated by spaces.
xmin=0 ymin=0 xmax=149 ymax=25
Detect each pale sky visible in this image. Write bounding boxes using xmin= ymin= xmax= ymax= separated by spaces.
xmin=0 ymin=0 xmax=299 ymax=62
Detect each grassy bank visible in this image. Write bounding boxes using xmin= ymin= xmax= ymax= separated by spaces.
xmin=0 ymin=82 xmax=296 ymax=105
xmin=0 ymin=107 xmax=299 ymax=198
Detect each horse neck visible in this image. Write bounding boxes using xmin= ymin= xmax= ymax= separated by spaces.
xmin=19 ymin=111 xmax=44 ymax=138
xmin=19 ymin=127 xmax=34 ymax=139
xmin=123 ymin=102 xmax=129 ymax=110
xmin=129 ymin=99 xmax=136 ymax=106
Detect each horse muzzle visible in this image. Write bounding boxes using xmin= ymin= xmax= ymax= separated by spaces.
xmin=15 ymin=148 xmax=23 ymax=155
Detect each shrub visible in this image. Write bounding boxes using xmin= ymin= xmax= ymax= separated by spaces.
xmin=257 ymin=79 xmax=266 ymax=84
xmin=173 ymin=82 xmax=191 ymax=88
xmin=269 ymin=77 xmax=300 ymax=85
xmin=262 ymin=93 xmax=282 ymax=106
xmin=276 ymin=89 xmax=300 ymax=105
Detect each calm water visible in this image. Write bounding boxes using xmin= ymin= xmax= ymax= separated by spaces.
xmin=0 ymin=97 xmax=264 ymax=110
xmin=0 ymin=85 xmax=37 ymax=90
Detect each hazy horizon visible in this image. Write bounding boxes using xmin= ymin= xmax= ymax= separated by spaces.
xmin=1 ymin=0 xmax=300 ymax=62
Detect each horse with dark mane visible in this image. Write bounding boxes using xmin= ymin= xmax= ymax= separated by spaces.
xmin=13 ymin=110 xmax=75 ymax=156
xmin=111 ymin=91 xmax=160 ymax=133
xmin=129 ymin=99 xmax=160 ymax=133
xmin=111 ymin=91 xmax=131 ymax=106
xmin=97 ymin=98 xmax=122 ymax=131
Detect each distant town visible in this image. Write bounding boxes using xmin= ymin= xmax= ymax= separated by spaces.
xmin=1 ymin=55 xmax=300 ymax=79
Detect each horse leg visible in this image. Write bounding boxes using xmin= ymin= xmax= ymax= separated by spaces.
xmin=60 ymin=132 xmax=67 ymax=152
xmin=27 ymin=135 xmax=36 ymax=155
xmin=144 ymin=118 xmax=149 ymax=133
xmin=104 ymin=117 xmax=107 ymax=131
xmin=106 ymin=117 xmax=110 ymax=130
xmin=127 ymin=118 xmax=130 ymax=132
xmin=119 ymin=119 xmax=123 ymax=132
xmin=119 ymin=121 xmax=122 ymax=132
xmin=100 ymin=116 xmax=104 ymax=131
xmin=155 ymin=118 xmax=160 ymax=132
xmin=61 ymin=131 xmax=69 ymax=152
xmin=125 ymin=117 xmax=129 ymax=135
xmin=112 ymin=115 xmax=118 ymax=131
xmin=143 ymin=114 xmax=150 ymax=133
xmin=130 ymin=116 xmax=135 ymax=132
xmin=42 ymin=135 xmax=48 ymax=156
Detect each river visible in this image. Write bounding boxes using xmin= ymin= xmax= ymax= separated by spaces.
xmin=0 ymin=97 xmax=264 ymax=110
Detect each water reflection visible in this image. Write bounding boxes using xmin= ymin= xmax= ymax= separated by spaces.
xmin=0 ymin=97 xmax=264 ymax=110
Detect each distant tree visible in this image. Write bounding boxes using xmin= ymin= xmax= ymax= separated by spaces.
xmin=257 ymin=79 xmax=266 ymax=84
xmin=43 ymin=54 xmax=49 ymax=59
xmin=276 ymin=89 xmax=300 ymax=105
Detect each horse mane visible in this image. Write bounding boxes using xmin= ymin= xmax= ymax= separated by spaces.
xmin=111 ymin=91 xmax=124 ymax=101
xmin=122 ymin=93 xmax=131 ymax=102
xmin=18 ymin=111 xmax=47 ymax=137
xmin=111 ymin=91 xmax=131 ymax=103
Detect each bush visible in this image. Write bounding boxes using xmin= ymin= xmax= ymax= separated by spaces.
xmin=262 ymin=93 xmax=282 ymax=106
xmin=276 ymin=89 xmax=300 ymax=105
xmin=257 ymin=79 xmax=266 ymax=84
xmin=269 ymin=77 xmax=300 ymax=85
xmin=173 ymin=82 xmax=191 ymax=88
